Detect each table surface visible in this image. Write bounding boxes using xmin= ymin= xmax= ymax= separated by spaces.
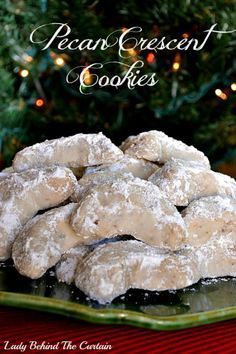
xmin=0 ymin=307 xmax=236 ymax=353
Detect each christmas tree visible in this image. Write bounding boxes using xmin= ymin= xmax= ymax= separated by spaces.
xmin=0 ymin=0 xmax=235 ymax=175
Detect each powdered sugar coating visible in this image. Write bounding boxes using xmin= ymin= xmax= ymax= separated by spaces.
xmin=13 ymin=132 xmax=123 ymax=172
xmin=0 ymin=166 xmax=14 ymax=181
xmin=188 ymin=233 xmax=236 ymax=278
xmin=12 ymin=203 xmax=80 ymax=279
xmin=183 ymin=195 xmax=236 ymax=219
xmin=70 ymin=171 xmax=135 ymax=202
xmin=0 ymin=166 xmax=77 ymax=260
xmin=149 ymin=159 xmax=236 ymax=206
xmin=56 ymin=246 xmax=92 ymax=284
xmin=84 ymin=155 xmax=159 ymax=179
xmin=182 ymin=196 xmax=236 ymax=247
xmin=120 ymin=130 xmax=210 ymax=167
xmin=0 ymin=166 xmax=14 ymax=174
xmin=71 ymin=234 xmax=236 ymax=304
xmin=71 ymin=177 xmax=187 ymax=250
xmin=75 ymin=240 xmax=199 ymax=304
xmin=3 ymin=129 xmax=235 ymax=303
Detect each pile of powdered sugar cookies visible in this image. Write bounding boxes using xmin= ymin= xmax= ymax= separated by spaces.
xmin=1 ymin=131 xmax=235 ymax=304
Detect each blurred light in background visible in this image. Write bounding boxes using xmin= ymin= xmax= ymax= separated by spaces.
xmin=19 ymin=69 xmax=29 ymax=77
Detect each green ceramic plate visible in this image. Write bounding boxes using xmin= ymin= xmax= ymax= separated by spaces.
xmin=0 ymin=260 xmax=236 ymax=330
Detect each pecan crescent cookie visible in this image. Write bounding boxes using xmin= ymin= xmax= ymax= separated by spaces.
xmin=120 ymin=130 xmax=210 ymax=167
xmin=71 ymin=177 xmax=186 ymax=250
xmin=12 ymin=203 xmax=79 ymax=279
xmin=74 ymin=240 xmax=199 ymax=304
xmin=84 ymin=155 xmax=159 ymax=180
xmin=0 ymin=166 xmax=76 ymax=260
xmin=149 ymin=159 xmax=236 ymax=206
xmin=13 ymin=132 xmax=123 ymax=172
xmin=182 ymin=195 xmax=236 ymax=247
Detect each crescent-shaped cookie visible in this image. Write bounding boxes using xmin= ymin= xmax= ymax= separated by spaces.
xmin=74 ymin=240 xmax=199 ymax=304
xmin=84 ymin=155 xmax=159 ymax=180
xmin=12 ymin=203 xmax=80 ymax=279
xmin=0 ymin=166 xmax=76 ymax=260
xmin=71 ymin=178 xmax=187 ymax=250
xmin=13 ymin=132 xmax=123 ymax=172
xmin=120 ymin=130 xmax=210 ymax=167
xmin=149 ymin=159 xmax=236 ymax=206
xmin=70 ymin=171 xmax=134 ymax=202
xmin=192 ymin=234 xmax=236 ymax=278
xmin=182 ymin=196 xmax=236 ymax=247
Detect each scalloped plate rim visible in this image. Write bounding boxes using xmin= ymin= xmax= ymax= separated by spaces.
xmin=0 ymin=291 xmax=236 ymax=330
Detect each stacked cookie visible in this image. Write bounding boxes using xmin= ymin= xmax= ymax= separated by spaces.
xmin=1 ymin=131 xmax=235 ymax=304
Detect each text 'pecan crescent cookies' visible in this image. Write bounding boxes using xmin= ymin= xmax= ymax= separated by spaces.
xmin=13 ymin=132 xmax=123 ymax=172
xmin=120 ymin=130 xmax=210 ymax=167
xmin=12 ymin=203 xmax=80 ymax=279
xmin=0 ymin=166 xmax=76 ymax=260
xmin=71 ymin=177 xmax=187 ymax=250
xmin=74 ymin=240 xmax=200 ymax=304
xmin=149 ymin=159 xmax=236 ymax=206
xmin=182 ymin=195 xmax=236 ymax=247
